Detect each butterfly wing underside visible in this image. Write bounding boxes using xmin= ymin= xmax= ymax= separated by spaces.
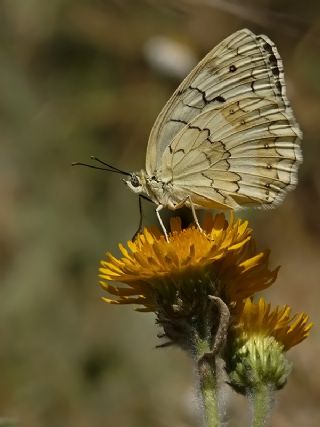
xmin=145 ymin=28 xmax=302 ymax=209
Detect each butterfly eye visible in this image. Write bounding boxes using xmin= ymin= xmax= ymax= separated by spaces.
xmin=130 ymin=174 xmax=141 ymax=188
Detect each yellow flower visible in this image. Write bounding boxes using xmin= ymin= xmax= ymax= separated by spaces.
xmin=99 ymin=213 xmax=278 ymax=314
xmin=226 ymin=298 xmax=313 ymax=392
xmin=233 ymin=298 xmax=313 ymax=351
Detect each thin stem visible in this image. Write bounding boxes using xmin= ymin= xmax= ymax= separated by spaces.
xmin=250 ymin=384 xmax=275 ymax=427
xmin=195 ymin=340 xmax=220 ymax=427
xmin=192 ymin=296 xmax=229 ymax=427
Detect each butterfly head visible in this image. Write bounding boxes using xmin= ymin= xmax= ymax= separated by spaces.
xmin=124 ymin=170 xmax=147 ymax=195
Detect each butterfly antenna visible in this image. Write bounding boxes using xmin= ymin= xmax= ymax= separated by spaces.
xmin=72 ymin=157 xmax=131 ymax=176
xmin=89 ymin=156 xmax=130 ymax=175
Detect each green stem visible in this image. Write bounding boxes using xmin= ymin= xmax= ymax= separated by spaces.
xmin=250 ymin=384 xmax=274 ymax=427
xmin=195 ymin=340 xmax=220 ymax=427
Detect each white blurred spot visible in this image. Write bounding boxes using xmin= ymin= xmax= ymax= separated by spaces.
xmin=144 ymin=36 xmax=197 ymax=78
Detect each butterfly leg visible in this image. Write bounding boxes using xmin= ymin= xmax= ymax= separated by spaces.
xmin=169 ymin=196 xmax=203 ymax=232
xmin=156 ymin=204 xmax=169 ymax=242
xmin=188 ymin=195 xmax=203 ymax=232
xmin=132 ymin=196 xmax=144 ymax=241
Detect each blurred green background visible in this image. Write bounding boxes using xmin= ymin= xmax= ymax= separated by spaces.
xmin=0 ymin=1 xmax=319 ymax=426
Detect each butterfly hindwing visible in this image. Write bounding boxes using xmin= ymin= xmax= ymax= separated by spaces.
xmin=159 ymin=96 xmax=302 ymax=208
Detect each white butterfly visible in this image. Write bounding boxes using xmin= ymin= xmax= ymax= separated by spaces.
xmin=125 ymin=29 xmax=302 ymax=238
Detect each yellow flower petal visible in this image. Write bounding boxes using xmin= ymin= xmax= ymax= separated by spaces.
xmin=233 ymin=298 xmax=312 ymax=351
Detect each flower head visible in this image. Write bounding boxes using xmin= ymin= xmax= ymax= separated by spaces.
xmin=226 ymin=298 xmax=313 ymax=393
xmin=99 ymin=213 xmax=277 ymax=315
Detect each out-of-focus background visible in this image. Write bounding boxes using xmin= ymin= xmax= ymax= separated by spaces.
xmin=0 ymin=1 xmax=319 ymax=426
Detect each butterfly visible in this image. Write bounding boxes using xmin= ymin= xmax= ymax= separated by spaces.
xmin=75 ymin=29 xmax=302 ymax=240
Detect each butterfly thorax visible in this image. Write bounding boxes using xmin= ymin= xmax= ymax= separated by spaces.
xmin=125 ymin=169 xmax=179 ymax=209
